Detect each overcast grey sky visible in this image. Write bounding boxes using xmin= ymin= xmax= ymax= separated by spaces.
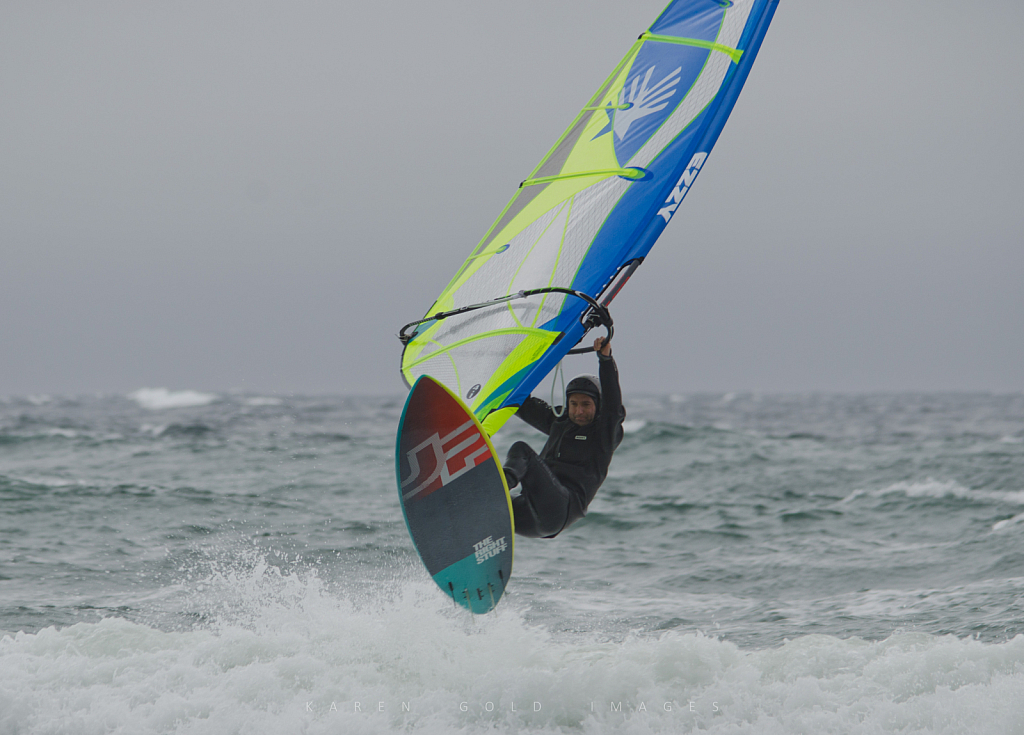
xmin=2 ymin=0 xmax=1022 ymax=397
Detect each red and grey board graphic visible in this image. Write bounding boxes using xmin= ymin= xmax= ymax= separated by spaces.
xmin=399 ymin=394 xmax=491 ymax=503
xmin=395 ymin=375 xmax=514 ymax=613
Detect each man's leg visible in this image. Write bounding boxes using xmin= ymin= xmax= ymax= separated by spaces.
xmin=504 ymin=441 xmax=571 ymax=539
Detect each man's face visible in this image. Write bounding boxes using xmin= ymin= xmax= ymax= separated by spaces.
xmin=567 ymin=393 xmax=597 ymax=427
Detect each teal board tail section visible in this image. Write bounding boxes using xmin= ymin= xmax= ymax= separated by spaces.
xmin=396 ymin=375 xmax=514 ymax=613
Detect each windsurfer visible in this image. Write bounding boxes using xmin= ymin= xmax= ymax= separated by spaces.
xmin=503 ymin=337 xmax=625 ymax=538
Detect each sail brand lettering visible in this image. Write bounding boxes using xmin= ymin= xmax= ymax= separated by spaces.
xmin=474 ymin=536 xmax=507 ymax=564
xmin=657 ymin=152 xmax=708 ymax=223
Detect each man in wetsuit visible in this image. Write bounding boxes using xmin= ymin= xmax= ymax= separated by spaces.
xmin=503 ymin=337 xmax=625 ymax=538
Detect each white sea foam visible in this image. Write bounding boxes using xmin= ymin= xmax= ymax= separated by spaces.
xmin=622 ymin=419 xmax=647 ymax=434
xmin=244 ymin=397 xmax=283 ymax=407
xmin=44 ymin=427 xmax=78 ymax=438
xmin=10 ymin=475 xmax=81 ymax=488
xmin=130 ymin=388 xmax=218 ymax=410
xmin=881 ymin=479 xmax=974 ymax=499
xmin=842 ymin=479 xmax=1024 ymax=507
xmin=2 ymin=554 xmax=1023 ymax=735
xmin=780 ymin=578 xmax=1024 ymax=624
xmin=992 ymin=512 xmax=1024 ymax=533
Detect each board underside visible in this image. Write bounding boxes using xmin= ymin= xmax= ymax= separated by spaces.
xmin=396 ymin=375 xmax=514 ymax=613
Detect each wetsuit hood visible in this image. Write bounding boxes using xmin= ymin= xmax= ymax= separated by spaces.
xmin=565 ymin=374 xmax=601 ymax=408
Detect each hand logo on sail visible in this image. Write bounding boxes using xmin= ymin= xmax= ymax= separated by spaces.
xmin=613 ymin=65 xmax=682 ymax=141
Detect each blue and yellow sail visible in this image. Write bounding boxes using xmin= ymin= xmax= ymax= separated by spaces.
xmin=400 ymin=0 xmax=778 ymax=435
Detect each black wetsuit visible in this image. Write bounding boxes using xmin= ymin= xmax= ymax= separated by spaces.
xmin=504 ymin=353 xmax=625 ymax=538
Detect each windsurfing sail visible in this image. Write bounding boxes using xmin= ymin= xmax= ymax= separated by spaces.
xmin=399 ymin=0 xmax=778 ymax=435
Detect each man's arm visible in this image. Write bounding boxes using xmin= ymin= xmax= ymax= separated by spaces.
xmin=595 ymin=338 xmax=624 ymax=445
xmin=516 ymin=396 xmax=555 ymax=435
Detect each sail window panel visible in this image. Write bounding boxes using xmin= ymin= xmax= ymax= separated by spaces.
xmin=426 ymin=308 xmax=521 ymax=352
xmin=445 ymin=204 xmax=563 ymax=310
xmin=405 ymin=330 xmax=542 ymax=409
xmin=410 ymin=294 xmax=562 ymax=372
xmin=506 ymin=202 xmax=572 ymax=298
xmin=406 ymin=332 xmax=526 ymax=400
xmin=720 ymin=2 xmax=756 ymax=50
xmin=474 ymin=184 xmax=548 ymax=256
xmin=551 ymin=177 xmax=631 ymax=295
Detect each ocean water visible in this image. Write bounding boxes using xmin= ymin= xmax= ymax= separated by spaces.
xmin=2 ymin=389 xmax=1023 ymax=734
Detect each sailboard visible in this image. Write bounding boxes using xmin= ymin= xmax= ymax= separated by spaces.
xmin=399 ymin=0 xmax=778 ymax=436
xmin=396 ymin=375 xmax=514 ymax=613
